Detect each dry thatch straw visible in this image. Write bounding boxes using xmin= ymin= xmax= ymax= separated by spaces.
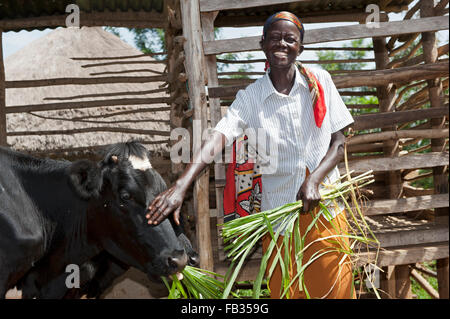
xmin=4 ymin=26 xmax=170 ymax=158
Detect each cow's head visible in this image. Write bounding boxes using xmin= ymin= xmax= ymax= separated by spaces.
xmin=69 ymin=141 xmax=187 ymax=279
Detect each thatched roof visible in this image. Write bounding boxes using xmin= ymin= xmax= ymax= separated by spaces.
xmin=0 ymin=0 xmax=169 ymax=31
xmin=5 ymin=26 xmax=170 ymax=158
xmin=213 ymin=0 xmax=415 ymax=27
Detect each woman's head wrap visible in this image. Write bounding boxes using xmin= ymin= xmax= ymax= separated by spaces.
xmin=262 ymin=11 xmax=304 ymax=42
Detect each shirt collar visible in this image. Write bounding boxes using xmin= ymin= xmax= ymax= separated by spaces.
xmin=260 ymin=66 xmax=309 ymax=102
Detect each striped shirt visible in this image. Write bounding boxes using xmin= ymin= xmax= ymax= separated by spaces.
xmin=214 ymin=66 xmax=354 ymax=220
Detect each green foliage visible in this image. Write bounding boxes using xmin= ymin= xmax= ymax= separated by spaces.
xmin=215 ymin=29 xmax=255 ymax=76
xmin=103 ymin=26 xmax=166 ymax=60
xmin=316 ymin=39 xmax=370 ymax=72
xmin=129 ymin=28 xmax=165 ymax=59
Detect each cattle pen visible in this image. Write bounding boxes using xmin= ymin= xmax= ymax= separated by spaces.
xmin=0 ymin=0 xmax=448 ymax=299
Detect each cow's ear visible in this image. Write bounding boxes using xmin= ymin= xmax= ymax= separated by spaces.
xmin=69 ymin=160 xmax=103 ymax=199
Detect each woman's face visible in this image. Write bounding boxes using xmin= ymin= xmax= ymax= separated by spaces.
xmin=262 ymin=20 xmax=303 ymax=70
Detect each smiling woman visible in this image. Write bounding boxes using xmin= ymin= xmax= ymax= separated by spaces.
xmin=145 ymin=10 xmax=356 ymax=299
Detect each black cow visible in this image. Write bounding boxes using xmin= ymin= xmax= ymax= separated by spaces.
xmin=18 ymin=221 xmax=199 ymax=299
xmin=0 ymin=141 xmax=187 ymax=298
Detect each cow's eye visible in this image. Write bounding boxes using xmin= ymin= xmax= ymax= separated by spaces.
xmin=120 ymin=191 xmax=131 ymax=201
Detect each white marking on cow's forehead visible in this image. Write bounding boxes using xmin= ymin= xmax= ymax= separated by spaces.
xmin=129 ymin=155 xmax=152 ymax=171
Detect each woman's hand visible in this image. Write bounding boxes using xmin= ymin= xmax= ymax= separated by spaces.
xmin=296 ymin=174 xmax=321 ymax=213
xmin=146 ymin=181 xmax=187 ymax=226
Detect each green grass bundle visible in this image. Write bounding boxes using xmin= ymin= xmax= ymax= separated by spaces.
xmin=162 ymin=265 xmax=238 ymax=299
xmin=220 ymin=170 xmax=381 ymax=299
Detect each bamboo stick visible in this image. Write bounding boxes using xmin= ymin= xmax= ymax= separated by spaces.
xmin=387 ymin=0 xmax=421 ymax=51
xmin=411 ymin=263 xmax=438 ymax=278
xmin=410 ymin=269 xmax=440 ymax=299
xmin=389 ymin=33 xmax=420 ymax=57
xmin=388 ymin=40 xmax=423 ymax=68
xmin=403 ymin=171 xmax=434 ymax=183
xmin=403 ymin=43 xmax=449 ymax=68
xmin=394 ymin=81 xmax=427 ymax=107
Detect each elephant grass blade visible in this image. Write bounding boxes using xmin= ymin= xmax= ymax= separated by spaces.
xmin=163 ymin=266 xmax=233 ymax=299
xmin=221 ymin=169 xmax=380 ymax=299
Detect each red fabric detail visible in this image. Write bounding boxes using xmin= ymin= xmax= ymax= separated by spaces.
xmin=223 ymin=140 xmax=237 ymax=216
xmin=310 ymin=71 xmax=327 ymax=128
xmin=223 ymin=138 xmax=262 ymax=220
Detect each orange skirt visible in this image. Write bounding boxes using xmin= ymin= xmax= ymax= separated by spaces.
xmin=261 ymin=208 xmax=356 ymax=299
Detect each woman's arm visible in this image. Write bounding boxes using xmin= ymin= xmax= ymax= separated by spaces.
xmin=146 ymin=130 xmax=227 ymax=225
xmin=296 ymin=128 xmax=347 ymax=213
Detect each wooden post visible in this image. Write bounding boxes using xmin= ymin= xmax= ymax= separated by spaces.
xmin=200 ymin=11 xmax=227 ymax=263
xmin=373 ymin=36 xmax=402 ymax=198
xmin=421 ymin=0 xmax=449 ymax=300
xmin=395 ymin=265 xmax=413 ymax=299
xmin=180 ymin=0 xmax=214 ymax=271
xmin=0 ymin=30 xmax=7 ymax=146
xmin=373 ymin=34 xmax=406 ymax=298
xmin=380 ymin=266 xmax=396 ymax=298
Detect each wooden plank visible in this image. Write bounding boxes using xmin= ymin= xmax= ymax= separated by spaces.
xmin=207 ymin=62 xmax=449 ymax=98
xmin=347 ymin=128 xmax=449 ymax=145
xmin=338 ymin=152 xmax=449 ymax=173
xmin=215 ymin=241 xmax=450 ymax=283
xmin=180 ymin=0 xmax=213 ymax=271
xmin=200 ymin=0 xmax=302 ymax=12
xmin=203 ymin=16 xmax=449 ymax=55
xmin=356 ymin=242 xmax=449 ymax=268
xmin=352 ymin=106 xmax=449 ymax=131
xmin=215 ymin=11 xmax=391 ymax=28
xmin=332 ymin=61 xmax=449 ymax=89
xmin=373 ymin=223 xmax=449 ymax=249
xmin=361 ymin=194 xmax=449 ymax=216
xmin=0 ymin=30 xmax=6 ymax=146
